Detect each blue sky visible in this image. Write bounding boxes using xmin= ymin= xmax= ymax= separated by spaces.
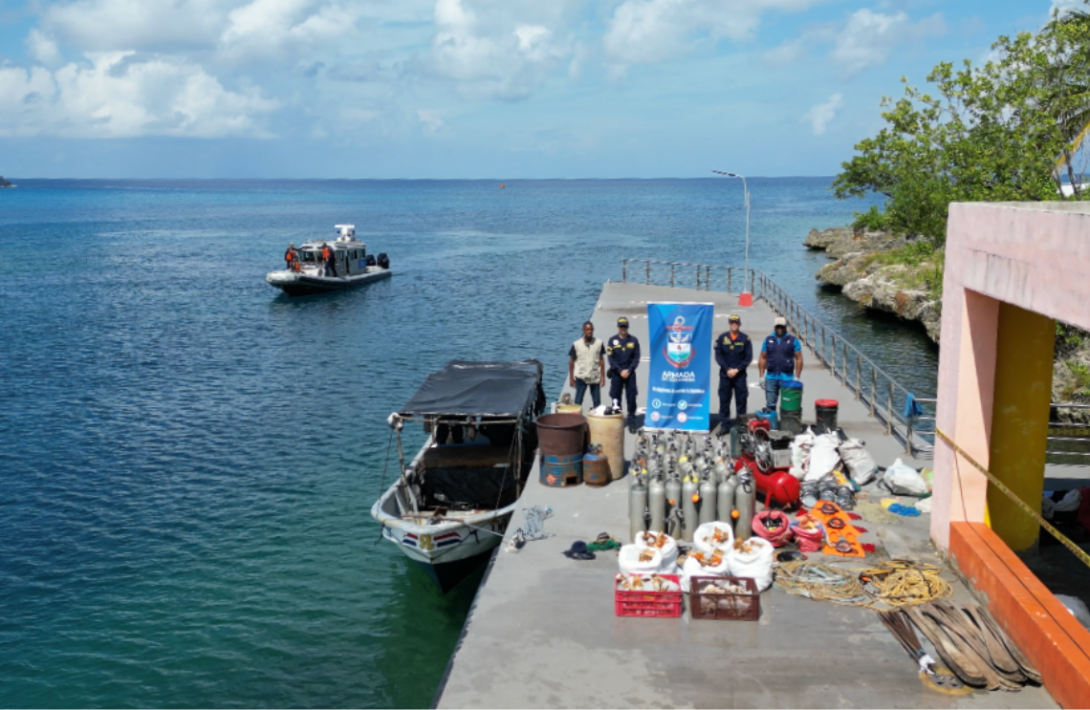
xmin=0 ymin=0 xmax=1076 ymax=178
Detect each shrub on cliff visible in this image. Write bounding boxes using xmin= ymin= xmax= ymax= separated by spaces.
xmin=833 ymin=8 xmax=1090 ymax=245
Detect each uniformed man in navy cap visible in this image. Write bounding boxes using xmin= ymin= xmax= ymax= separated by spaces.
xmin=606 ymin=316 xmax=641 ymax=423
xmin=714 ymin=314 xmax=752 ymax=434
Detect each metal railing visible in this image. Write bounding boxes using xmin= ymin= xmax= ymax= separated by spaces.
xmin=620 ymin=258 xmax=1090 ymax=461
xmin=621 ymin=259 xmax=755 ymax=294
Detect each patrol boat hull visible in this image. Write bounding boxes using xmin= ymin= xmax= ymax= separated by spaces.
xmin=266 ymin=267 xmax=391 ymax=296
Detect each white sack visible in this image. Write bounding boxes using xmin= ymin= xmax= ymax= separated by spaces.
xmin=728 ymin=537 xmax=775 ymax=591
xmin=881 ymin=458 xmax=930 ymax=496
xmin=806 ymin=434 xmax=841 ymax=482
xmin=681 ymin=551 xmax=730 ymax=593
xmin=692 ymin=522 xmax=735 ymax=556
xmin=1055 ymin=489 xmax=1083 ymax=513
xmin=838 ymin=439 xmax=878 ymax=485
xmin=1056 ymin=594 xmax=1090 ymax=631
xmin=618 ymin=544 xmax=666 ymax=576
xmin=633 ymin=530 xmax=680 ymax=569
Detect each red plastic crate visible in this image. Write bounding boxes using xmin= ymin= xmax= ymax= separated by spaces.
xmin=615 ymin=574 xmax=683 ymax=618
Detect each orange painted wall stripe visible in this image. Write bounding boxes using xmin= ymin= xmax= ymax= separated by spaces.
xmin=950 ymin=522 xmax=1090 ymax=708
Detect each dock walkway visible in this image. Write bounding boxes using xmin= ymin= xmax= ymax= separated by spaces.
xmin=434 ymin=282 xmax=1056 ymax=709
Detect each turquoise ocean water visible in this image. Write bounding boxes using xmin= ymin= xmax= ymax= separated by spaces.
xmin=0 ymin=179 xmax=937 ymax=708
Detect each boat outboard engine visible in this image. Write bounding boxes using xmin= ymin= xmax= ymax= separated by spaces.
xmin=366 ymin=254 xmax=377 ymax=267
xmin=734 ymin=472 xmax=756 ymax=542
xmin=377 ymin=252 xmax=390 ymax=269
xmin=629 ymin=474 xmax=648 ymax=542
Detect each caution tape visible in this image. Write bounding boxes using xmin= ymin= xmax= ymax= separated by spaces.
xmin=935 ymin=427 xmax=1090 ymax=570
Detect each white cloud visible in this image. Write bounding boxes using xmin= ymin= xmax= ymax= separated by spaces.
xmin=417 ymin=108 xmax=446 ymax=133
xmin=219 ymin=0 xmax=358 ymax=61
xmin=801 ymin=92 xmax=842 ymax=135
xmin=26 ymin=29 xmax=63 ymax=67
xmin=429 ymin=0 xmax=569 ymax=100
xmin=603 ymin=0 xmax=818 ymax=67
xmin=830 ymin=9 xmax=946 ymax=75
xmin=763 ymin=37 xmax=806 ymax=67
xmin=39 ymin=0 xmax=227 ymax=52
xmin=0 ymin=52 xmax=278 ymax=138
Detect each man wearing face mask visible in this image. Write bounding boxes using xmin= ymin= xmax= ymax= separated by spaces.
xmin=757 ymin=316 xmax=803 ymax=411
xmin=568 ymin=321 xmax=606 ymax=409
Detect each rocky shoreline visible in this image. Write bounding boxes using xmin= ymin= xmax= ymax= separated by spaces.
xmin=805 ymin=225 xmax=1090 ymax=414
xmin=804 ymin=226 xmax=942 ymax=342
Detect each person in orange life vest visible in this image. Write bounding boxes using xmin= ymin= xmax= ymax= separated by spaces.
xmin=284 ymin=243 xmax=299 ymax=272
xmin=322 ymin=242 xmax=337 ymax=277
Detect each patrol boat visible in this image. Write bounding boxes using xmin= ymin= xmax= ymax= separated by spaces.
xmin=372 ymin=360 xmax=545 ymax=592
xmin=265 ymin=224 xmax=391 ymax=296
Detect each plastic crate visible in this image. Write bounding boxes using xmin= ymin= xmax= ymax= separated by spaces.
xmin=689 ymin=576 xmax=760 ymax=620
xmin=615 ymin=574 xmax=683 ymax=618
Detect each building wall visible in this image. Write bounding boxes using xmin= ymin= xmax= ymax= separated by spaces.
xmin=932 ymin=202 xmax=1090 ymax=549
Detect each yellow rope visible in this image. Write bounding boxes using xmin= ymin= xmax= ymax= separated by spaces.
xmin=935 ymin=427 xmax=1090 ymax=571
xmin=858 ymin=559 xmax=953 ymax=607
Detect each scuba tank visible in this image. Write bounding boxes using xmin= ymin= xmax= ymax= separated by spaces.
xmin=713 ymin=457 xmax=731 ymax=485
xmin=629 ymin=473 xmax=648 ymax=542
xmin=734 ymin=471 xmax=756 ymax=542
xmin=665 ymin=473 xmax=682 ymax=539
xmin=717 ymin=472 xmax=738 ymax=523
xmin=698 ymin=468 xmax=717 ymax=526
xmin=648 ymin=473 xmax=666 ymax=534
xmin=681 ymin=474 xmax=698 ymax=541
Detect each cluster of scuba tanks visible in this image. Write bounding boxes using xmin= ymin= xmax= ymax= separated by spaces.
xmin=628 ymin=429 xmax=756 ymax=544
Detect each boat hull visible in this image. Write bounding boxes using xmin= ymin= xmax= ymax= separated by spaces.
xmin=373 ymin=494 xmax=513 ymax=593
xmin=266 ymin=268 xmax=391 ymax=296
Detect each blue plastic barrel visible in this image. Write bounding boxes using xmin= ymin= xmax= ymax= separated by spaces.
xmin=754 ymin=408 xmax=778 ymax=431
xmin=541 ymin=453 xmax=583 ymax=487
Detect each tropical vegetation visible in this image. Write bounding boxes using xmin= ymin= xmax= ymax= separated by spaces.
xmin=833 ymin=6 xmax=1090 ymax=245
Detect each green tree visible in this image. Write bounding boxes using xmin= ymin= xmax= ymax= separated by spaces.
xmin=834 ymin=9 xmax=1090 ymax=243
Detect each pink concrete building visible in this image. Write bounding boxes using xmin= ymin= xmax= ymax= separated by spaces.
xmin=932 ymin=202 xmax=1090 ymax=707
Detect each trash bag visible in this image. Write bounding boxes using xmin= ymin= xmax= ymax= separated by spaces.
xmin=728 ymin=537 xmax=775 ymax=591
xmin=806 ymin=433 xmax=840 ymax=482
xmin=1056 ymin=594 xmax=1090 ymax=631
xmin=633 ymin=530 xmax=680 ymax=569
xmin=838 ymin=439 xmax=878 ymax=485
xmin=692 ymin=522 xmax=735 ymax=556
xmin=789 ymin=428 xmax=814 ymax=480
xmin=880 ymin=458 xmax=930 ymax=496
xmin=1055 ymin=489 xmax=1083 ymax=513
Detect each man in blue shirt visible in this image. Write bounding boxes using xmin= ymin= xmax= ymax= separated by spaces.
xmin=758 ymin=316 xmax=803 ymax=410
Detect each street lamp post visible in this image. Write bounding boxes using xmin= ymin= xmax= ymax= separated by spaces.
xmin=712 ymin=169 xmax=752 ymax=306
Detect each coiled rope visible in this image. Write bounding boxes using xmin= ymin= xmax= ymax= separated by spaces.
xmin=775 ymin=559 xmax=953 ymax=609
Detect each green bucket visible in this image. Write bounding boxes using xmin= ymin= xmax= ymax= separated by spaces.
xmin=780 ymin=380 xmax=803 ymax=412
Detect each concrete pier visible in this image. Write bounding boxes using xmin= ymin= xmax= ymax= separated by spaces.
xmin=434 ymin=282 xmax=1056 ymax=709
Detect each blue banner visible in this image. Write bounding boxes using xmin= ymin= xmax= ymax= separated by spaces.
xmin=645 ymin=302 xmax=714 ymax=431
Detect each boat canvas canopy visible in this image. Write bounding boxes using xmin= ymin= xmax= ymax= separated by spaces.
xmin=398 ymin=360 xmax=544 ymax=419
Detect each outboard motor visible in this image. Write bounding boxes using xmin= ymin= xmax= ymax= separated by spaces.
xmin=377 ymin=252 xmax=390 ymax=269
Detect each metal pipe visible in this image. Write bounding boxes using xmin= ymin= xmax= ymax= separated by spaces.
xmin=671 ymin=263 xmax=675 ymax=288
xmin=622 ymin=259 xmax=627 ymax=283
xmin=887 ymin=381 xmax=894 ymax=435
